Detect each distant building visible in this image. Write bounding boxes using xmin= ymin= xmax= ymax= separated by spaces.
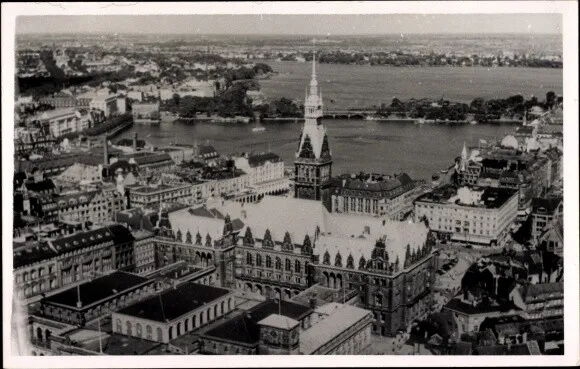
xmin=89 ymin=95 xmax=118 ymax=117
xmin=530 ymin=197 xmax=563 ymax=241
xmin=509 ymin=282 xmax=563 ymax=320
xmin=31 ymin=108 xmax=78 ymax=138
xmin=132 ymin=101 xmax=161 ymax=124
xmin=414 ymin=185 xmax=519 ymax=246
xmin=233 ymin=152 xmax=290 ymax=202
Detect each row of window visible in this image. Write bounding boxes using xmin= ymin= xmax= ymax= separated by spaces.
xmin=246 ymin=253 xmax=305 ymax=272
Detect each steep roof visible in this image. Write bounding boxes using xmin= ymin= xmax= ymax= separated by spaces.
xmin=531 ymin=197 xmax=563 ymax=214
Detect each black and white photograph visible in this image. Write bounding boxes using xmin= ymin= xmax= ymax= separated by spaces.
xmin=2 ymin=1 xmax=578 ymax=367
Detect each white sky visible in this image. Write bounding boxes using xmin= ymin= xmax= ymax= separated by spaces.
xmin=16 ymin=14 xmax=562 ymax=35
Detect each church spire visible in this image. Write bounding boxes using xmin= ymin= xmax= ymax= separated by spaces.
xmin=309 ymin=48 xmax=318 ymax=96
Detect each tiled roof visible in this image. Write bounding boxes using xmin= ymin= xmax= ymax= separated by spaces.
xmin=520 ymin=282 xmax=563 ymax=303
xmin=24 ymin=179 xmax=56 ymax=193
xmin=50 ymin=224 xmax=134 ymax=255
xmin=115 ymin=282 xmax=230 ymax=322
xmin=531 ymin=197 xmax=563 ymax=214
xmin=42 ymin=271 xmax=151 ymax=309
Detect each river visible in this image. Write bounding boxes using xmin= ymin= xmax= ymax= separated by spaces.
xmin=119 ymin=63 xmax=561 ymax=180
xmin=119 ymin=119 xmax=516 ymax=180
xmin=259 ymin=61 xmax=563 ymax=106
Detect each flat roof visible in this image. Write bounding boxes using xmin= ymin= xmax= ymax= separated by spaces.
xmin=43 ymin=271 xmax=152 ymax=309
xmin=115 ymin=282 xmax=231 ymax=323
xmin=415 ymin=185 xmax=517 ymax=209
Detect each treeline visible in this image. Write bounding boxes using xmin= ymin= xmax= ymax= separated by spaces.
xmin=254 ymin=97 xmax=303 ymax=119
xmin=18 ymin=67 xmax=136 ymax=98
xmin=374 ymin=91 xmax=561 ymax=121
xmin=161 ymin=81 xmax=257 ymax=118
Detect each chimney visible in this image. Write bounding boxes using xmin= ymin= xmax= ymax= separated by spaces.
xmin=133 ymin=132 xmax=138 ymax=151
xmin=309 ymin=293 xmax=317 ymax=309
xmin=103 ymin=135 xmax=108 ymax=166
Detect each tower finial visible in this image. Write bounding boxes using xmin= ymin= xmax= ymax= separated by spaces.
xmin=311 ymin=38 xmax=316 ymax=78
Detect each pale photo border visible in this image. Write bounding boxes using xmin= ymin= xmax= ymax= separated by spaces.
xmin=2 ymin=1 xmax=578 ymax=367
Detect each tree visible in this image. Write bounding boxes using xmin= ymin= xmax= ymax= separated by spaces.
xmin=172 ymin=93 xmax=181 ymax=107
xmin=546 ymin=91 xmax=556 ymax=109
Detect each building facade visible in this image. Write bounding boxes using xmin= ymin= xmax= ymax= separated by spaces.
xmin=414 ymin=185 xmax=519 ymax=246
xmin=294 ymin=52 xmax=333 ymax=211
xmin=331 ymin=173 xmax=426 ymax=220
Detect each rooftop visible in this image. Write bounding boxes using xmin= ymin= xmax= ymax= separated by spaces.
xmin=115 ymin=282 xmax=231 ymax=322
xmin=42 ymin=271 xmax=151 ymax=309
xmin=300 ymin=303 xmax=371 ymax=354
xmin=257 ymin=314 xmax=299 ymax=330
xmin=415 ymin=185 xmax=517 ymax=209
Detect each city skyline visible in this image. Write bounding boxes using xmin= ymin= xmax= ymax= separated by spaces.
xmin=16 ymin=14 xmax=562 ymax=36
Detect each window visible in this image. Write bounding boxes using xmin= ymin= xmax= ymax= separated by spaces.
xmin=295 ymin=260 xmax=301 ymax=273
xmin=275 ymin=257 xmax=282 ymax=270
xmin=256 ymin=254 xmax=262 ymax=267
xmin=285 ymin=259 xmax=291 ymax=271
xmin=266 ymin=256 xmax=272 ymax=268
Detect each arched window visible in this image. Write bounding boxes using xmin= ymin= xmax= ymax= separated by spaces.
xmin=275 ymin=257 xmax=282 ymax=270
xmin=285 ymin=259 xmax=291 ymax=271
xmin=246 ymin=252 xmax=253 ymax=265
xmin=146 ymin=325 xmax=153 ymax=340
xmin=266 ymin=256 xmax=272 ymax=268
xmin=256 ymin=254 xmax=262 ymax=266
xmin=177 ymin=322 xmax=182 ymax=336
xmin=116 ymin=319 xmax=122 ymax=333
xmin=157 ymin=327 xmax=163 ymax=342
xmin=126 ymin=321 xmax=132 ymax=336
xmin=214 ymin=305 xmax=218 ymax=318
xmin=168 ymin=326 xmax=174 ymax=340
xmin=221 ymin=301 xmax=225 ymax=314
xmin=295 ymin=260 xmax=301 ymax=273
xmin=206 ymin=309 xmax=211 ymax=322
xmin=136 ymin=323 xmax=142 ymax=337
xmin=228 ymin=298 xmax=232 ymax=311
xmin=184 ymin=318 xmax=189 ymax=332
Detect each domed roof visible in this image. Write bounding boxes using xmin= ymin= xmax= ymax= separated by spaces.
xmin=501 ymin=135 xmax=518 ymax=149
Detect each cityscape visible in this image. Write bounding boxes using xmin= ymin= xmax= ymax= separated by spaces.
xmin=8 ymin=10 xmax=572 ymax=360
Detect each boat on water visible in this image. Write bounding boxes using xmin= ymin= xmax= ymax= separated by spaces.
xmin=252 ymin=127 xmax=266 ymax=133
xmin=415 ymin=118 xmax=425 ymax=125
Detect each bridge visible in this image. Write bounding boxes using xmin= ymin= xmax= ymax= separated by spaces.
xmin=322 ymin=109 xmax=377 ymax=119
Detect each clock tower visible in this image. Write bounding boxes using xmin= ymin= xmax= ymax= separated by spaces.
xmin=294 ymin=50 xmax=333 ymax=210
